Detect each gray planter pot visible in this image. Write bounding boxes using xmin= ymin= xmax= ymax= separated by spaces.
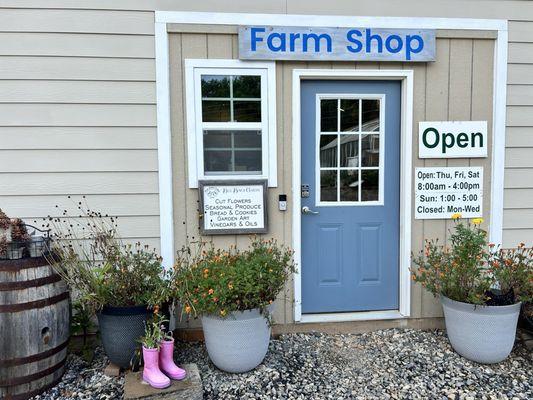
xmin=441 ymin=296 xmax=521 ymax=364
xmin=201 ymin=308 xmax=271 ymax=373
xmin=96 ymin=305 xmax=149 ymax=369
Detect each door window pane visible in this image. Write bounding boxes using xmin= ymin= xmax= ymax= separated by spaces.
xmin=340 ymin=170 xmax=359 ymax=201
xmin=340 ymin=99 xmax=360 ymax=132
xmin=319 ymin=135 xmax=338 ymax=168
xmin=320 ymin=171 xmax=337 ymax=202
xmin=201 ymin=75 xmax=230 ymax=98
xmin=361 ymin=170 xmax=379 ymax=201
xmin=203 ymin=130 xmax=262 ymax=174
xmin=361 ymin=134 xmax=380 ymax=167
xmin=320 ymin=99 xmax=338 ymax=132
xmin=234 ymin=101 xmax=261 ymax=122
xmin=233 ymin=76 xmax=261 ymax=98
xmin=340 ymin=135 xmax=360 ymax=168
xmin=317 ymin=96 xmax=382 ymax=204
xmin=362 ymin=100 xmax=380 ymax=131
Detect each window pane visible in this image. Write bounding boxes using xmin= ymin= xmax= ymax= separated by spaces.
xmin=235 ymin=150 xmax=262 ymax=172
xmin=320 ymin=99 xmax=337 ymax=132
xmin=320 ymin=170 xmax=337 ymax=202
xmin=362 ymin=100 xmax=380 ymax=131
xmin=203 ymin=130 xmax=231 ymax=148
xmin=202 ymin=100 xmax=230 ymax=122
xmin=233 ymin=75 xmax=261 ymax=98
xmin=361 ymin=169 xmax=379 ymax=201
xmin=319 ymin=135 xmax=337 ymax=168
xmin=361 ymin=134 xmax=380 ymax=167
xmin=233 ymin=101 xmax=261 ymax=122
xmin=201 ymin=75 xmax=230 ymax=98
xmin=340 ymin=99 xmax=359 ymax=132
xmin=340 ymin=170 xmax=359 ymax=201
xmin=234 ymin=131 xmax=262 ymax=148
xmin=339 ymin=135 xmax=360 ymax=167
xmin=204 ymin=150 xmax=232 ymax=173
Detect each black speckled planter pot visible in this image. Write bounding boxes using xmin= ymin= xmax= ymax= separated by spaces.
xmin=97 ymin=305 xmax=150 ymax=369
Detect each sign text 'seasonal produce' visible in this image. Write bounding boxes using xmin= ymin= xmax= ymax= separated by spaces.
xmin=198 ymin=180 xmax=268 ymax=235
xmin=239 ymin=26 xmax=436 ymax=62
xmin=419 ymin=121 xmax=488 ymax=158
xmin=415 ymin=167 xmax=483 ymax=219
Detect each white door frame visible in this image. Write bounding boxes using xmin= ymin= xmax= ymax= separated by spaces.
xmin=154 ymin=12 xmax=508 ymax=322
xmin=293 ymin=70 xmax=413 ymax=323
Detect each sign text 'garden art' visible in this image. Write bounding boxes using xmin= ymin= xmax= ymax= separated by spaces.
xmin=239 ymin=26 xmax=436 ymax=62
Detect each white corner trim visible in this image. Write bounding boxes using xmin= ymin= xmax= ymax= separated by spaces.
xmin=184 ymin=59 xmax=277 ymax=188
xmin=291 ymin=69 xmax=414 ymax=322
xmin=155 ymin=21 xmax=174 ymax=269
xmin=489 ymin=26 xmax=508 ymax=246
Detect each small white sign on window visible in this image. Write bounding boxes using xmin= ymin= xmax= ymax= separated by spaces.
xmin=415 ymin=167 xmax=483 ymax=220
xmin=419 ymin=121 xmax=487 ymax=158
xmin=199 ymin=180 xmax=268 ymax=234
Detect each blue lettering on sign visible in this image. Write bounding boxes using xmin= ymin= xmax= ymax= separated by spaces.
xmin=240 ymin=26 xmax=435 ymax=62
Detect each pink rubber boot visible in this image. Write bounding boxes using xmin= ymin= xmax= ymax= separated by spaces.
xmin=142 ymin=347 xmax=171 ymax=389
xmin=159 ymin=339 xmax=187 ymax=380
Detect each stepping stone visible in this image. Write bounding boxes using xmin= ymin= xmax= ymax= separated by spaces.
xmin=124 ymin=364 xmax=202 ymax=400
xmin=104 ymin=362 xmax=122 ymax=377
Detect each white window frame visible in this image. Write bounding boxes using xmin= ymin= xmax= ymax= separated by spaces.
xmin=185 ymin=59 xmax=277 ymax=188
xmin=315 ymin=93 xmax=385 ymax=207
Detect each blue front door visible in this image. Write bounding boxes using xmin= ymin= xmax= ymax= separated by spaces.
xmin=301 ymin=80 xmax=401 ymax=314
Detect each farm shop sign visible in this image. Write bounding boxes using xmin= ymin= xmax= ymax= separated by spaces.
xmin=239 ymin=26 xmax=436 ymax=62
xmin=419 ymin=121 xmax=488 ymax=158
xmin=198 ymin=180 xmax=268 ymax=235
xmin=415 ymin=167 xmax=483 ymax=220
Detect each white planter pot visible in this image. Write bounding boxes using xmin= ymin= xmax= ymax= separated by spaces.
xmin=201 ymin=308 xmax=271 ymax=373
xmin=441 ymin=296 xmax=521 ymax=364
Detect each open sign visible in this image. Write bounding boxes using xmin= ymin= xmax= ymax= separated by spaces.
xmin=419 ymin=121 xmax=488 ymax=158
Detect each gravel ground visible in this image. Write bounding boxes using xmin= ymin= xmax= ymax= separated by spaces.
xmin=34 ymin=329 xmax=532 ymax=400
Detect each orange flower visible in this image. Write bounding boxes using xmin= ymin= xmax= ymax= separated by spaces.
xmin=208 ymin=288 xmax=214 ymax=295
xmin=203 ymin=268 xmax=209 ymax=274
xmin=185 ymin=305 xmax=192 ymax=314
xmin=153 ymin=305 xmax=160 ymax=315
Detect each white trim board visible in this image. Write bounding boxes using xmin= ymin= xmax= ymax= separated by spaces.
xmin=292 ymin=69 xmax=413 ymax=323
xmin=154 ymin=11 xmax=508 ymax=319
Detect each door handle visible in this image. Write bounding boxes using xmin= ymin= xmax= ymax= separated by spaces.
xmin=302 ymin=206 xmax=319 ymax=215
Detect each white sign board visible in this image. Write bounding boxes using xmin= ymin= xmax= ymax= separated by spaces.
xmin=415 ymin=167 xmax=483 ymax=219
xmin=199 ymin=180 xmax=268 ymax=234
xmin=419 ymin=121 xmax=487 ymax=158
xmin=239 ymin=26 xmax=436 ymax=62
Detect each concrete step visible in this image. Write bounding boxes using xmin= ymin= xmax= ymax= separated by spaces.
xmin=124 ymin=364 xmax=202 ymax=400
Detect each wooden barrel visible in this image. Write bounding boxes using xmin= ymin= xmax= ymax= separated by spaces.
xmin=0 ymin=256 xmax=69 ymax=400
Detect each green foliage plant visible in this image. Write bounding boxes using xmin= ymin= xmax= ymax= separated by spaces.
xmin=412 ymin=215 xmax=533 ymax=305
xmin=46 ymin=197 xmax=169 ymax=315
xmin=173 ymin=237 xmax=295 ymax=319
